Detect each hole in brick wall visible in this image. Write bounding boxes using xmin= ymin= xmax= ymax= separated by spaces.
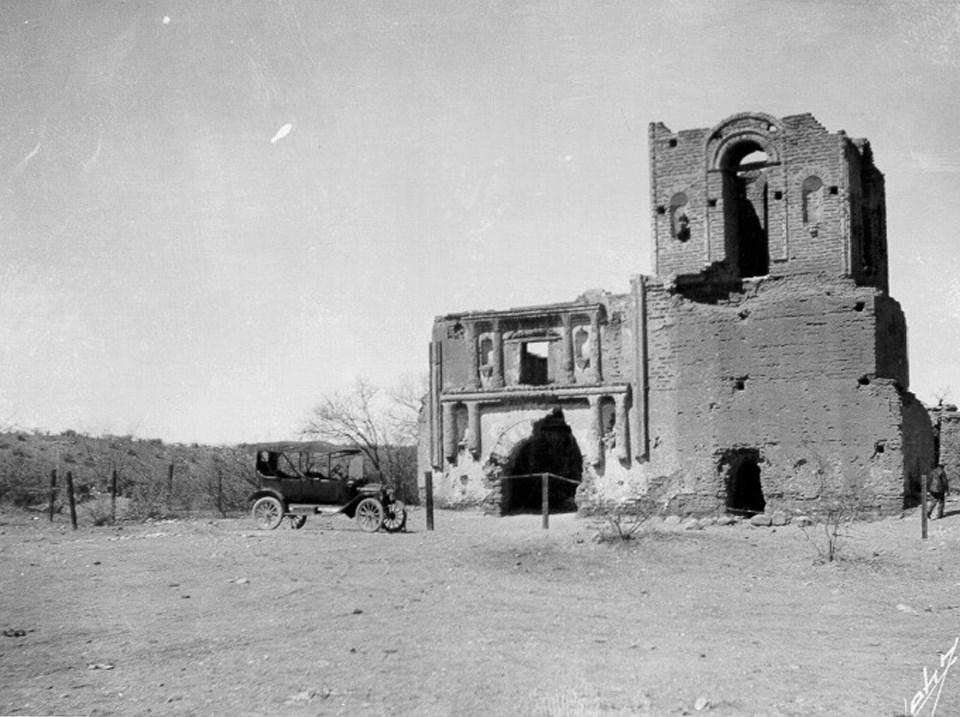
xmin=668 ymin=138 xmax=677 ymax=148
xmin=722 ymin=449 xmax=765 ymax=516
xmin=854 ymin=301 xmax=865 ymax=312
xmin=829 ymin=185 xmax=839 ymax=195
xmin=656 ymin=205 xmax=666 ymax=215
xmin=858 ymin=375 xmax=871 ymax=386
xmin=774 ymin=190 xmax=783 ymax=200
xmin=708 ymin=198 xmax=717 ymax=208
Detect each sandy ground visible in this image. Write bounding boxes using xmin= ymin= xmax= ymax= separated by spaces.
xmin=1 ymin=503 xmax=959 ymax=717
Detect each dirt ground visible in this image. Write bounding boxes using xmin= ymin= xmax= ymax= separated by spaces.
xmin=1 ymin=502 xmax=959 ymax=717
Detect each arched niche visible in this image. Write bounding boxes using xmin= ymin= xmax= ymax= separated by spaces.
xmin=669 ymin=192 xmax=690 ymax=242
xmin=801 ymin=175 xmax=824 ymax=226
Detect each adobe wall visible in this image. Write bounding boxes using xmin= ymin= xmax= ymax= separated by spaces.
xmin=419 ymin=112 xmax=934 ymax=518
xmin=419 ymin=275 xmax=931 ymax=515
xmin=619 ymin=276 xmax=930 ymax=515
xmin=423 ymin=401 xmax=599 ymax=510
xmin=928 ymin=405 xmax=960 ymax=485
xmin=650 ymin=113 xmax=887 ymax=290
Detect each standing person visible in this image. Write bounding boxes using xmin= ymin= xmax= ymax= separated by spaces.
xmin=928 ymin=463 xmax=949 ymax=520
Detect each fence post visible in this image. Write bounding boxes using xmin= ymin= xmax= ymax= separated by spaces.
xmin=167 ymin=464 xmax=174 ymax=512
xmin=111 ymin=469 xmax=118 ymax=523
xmin=922 ymin=472 xmax=928 ymax=540
xmin=542 ymin=473 xmax=549 ymax=530
xmin=424 ymin=471 xmax=434 ymax=532
xmin=66 ymin=471 xmax=78 ymax=530
xmin=48 ymin=469 xmax=57 ymax=522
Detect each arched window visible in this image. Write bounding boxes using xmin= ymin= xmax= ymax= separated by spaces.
xmin=572 ymin=325 xmax=590 ymax=370
xmin=479 ymin=337 xmax=493 ymax=367
xmin=669 ymin=192 xmax=690 ymax=242
xmin=801 ymin=176 xmax=824 ymax=225
xmin=720 ymin=141 xmax=771 ymax=278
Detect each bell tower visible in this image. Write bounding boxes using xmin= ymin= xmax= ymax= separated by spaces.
xmin=648 ymin=112 xmax=888 ymax=292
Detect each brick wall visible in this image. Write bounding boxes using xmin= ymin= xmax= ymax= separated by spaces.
xmin=421 ymin=112 xmax=932 ymax=516
xmin=649 ymin=112 xmax=887 ymax=288
xmin=630 ymin=275 xmax=926 ymax=514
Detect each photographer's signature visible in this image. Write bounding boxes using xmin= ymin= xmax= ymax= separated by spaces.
xmin=905 ymin=636 xmax=959 ymax=716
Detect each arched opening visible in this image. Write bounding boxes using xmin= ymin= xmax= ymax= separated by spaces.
xmin=669 ymin=192 xmax=690 ymax=241
xmin=721 ymin=448 xmax=765 ymax=516
xmin=502 ymin=408 xmax=582 ymax=513
xmin=721 ymin=142 xmax=771 ymax=278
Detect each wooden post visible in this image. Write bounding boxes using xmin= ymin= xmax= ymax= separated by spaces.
xmin=110 ymin=469 xmax=118 ymax=523
xmin=217 ymin=470 xmax=223 ymax=517
xmin=542 ymin=473 xmax=549 ymax=530
xmin=922 ymin=472 xmax=929 ymax=540
xmin=424 ymin=471 xmax=434 ymax=532
xmin=167 ymin=464 xmax=174 ymax=511
xmin=66 ymin=471 xmax=78 ymax=530
xmin=48 ymin=469 xmax=57 ymax=522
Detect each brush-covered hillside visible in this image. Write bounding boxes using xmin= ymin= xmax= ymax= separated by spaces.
xmin=0 ymin=431 xmax=255 ymax=521
xmin=0 ymin=431 xmax=418 ymax=525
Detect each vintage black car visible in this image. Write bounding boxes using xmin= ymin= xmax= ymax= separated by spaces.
xmin=248 ymin=442 xmax=406 ymax=532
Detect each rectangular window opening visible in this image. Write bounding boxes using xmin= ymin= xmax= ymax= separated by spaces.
xmin=520 ymin=341 xmax=551 ymax=386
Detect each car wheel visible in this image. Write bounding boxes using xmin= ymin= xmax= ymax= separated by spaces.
xmin=252 ymin=496 xmax=284 ymax=530
xmin=382 ymin=501 xmax=407 ymax=533
xmin=355 ymin=497 xmax=384 ymax=533
xmin=289 ymin=515 xmax=307 ymax=530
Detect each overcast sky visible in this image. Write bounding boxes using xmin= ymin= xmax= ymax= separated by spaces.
xmin=2 ymin=0 xmax=960 ymax=444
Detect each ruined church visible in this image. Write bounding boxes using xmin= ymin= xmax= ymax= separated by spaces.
xmin=419 ymin=112 xmax=935 ymax=517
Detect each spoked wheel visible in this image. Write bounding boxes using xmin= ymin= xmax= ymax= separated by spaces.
xmin=382 ymin=501 xmax=407 ymax=533
xmin=252 ymin=496 xmax=284 ymax=530
xmin=355 ymin=497 xmax=384 ymax=533
xmin=289 ymin=515 xmax=307 ymax=530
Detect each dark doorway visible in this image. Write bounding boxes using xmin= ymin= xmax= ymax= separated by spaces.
xmin=722 ymin=143 xmax=770 ymax=278
xmin=722 ymin=449 xmax=765 ymax=515
xmin=502 ymin=408 xmax=582 ymax=513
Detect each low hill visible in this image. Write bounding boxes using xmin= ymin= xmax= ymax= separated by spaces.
xmin=0 ymin=431 xmax=418 ymax=523
xmin=0 ymin=431 xmax=252 ymax=520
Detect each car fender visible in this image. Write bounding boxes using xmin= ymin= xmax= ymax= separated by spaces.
xmin=249 ymin=488 xmax=285 ymax=507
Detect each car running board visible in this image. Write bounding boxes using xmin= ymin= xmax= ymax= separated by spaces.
xmin=287 ymin=504 xmax=344 ymax=516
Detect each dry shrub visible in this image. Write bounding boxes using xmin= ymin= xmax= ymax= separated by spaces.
xmin=593 ymin=509 xmax=651 ymax=543
xmin=799 ymin=479 xmax=874 ymax=564
xmin=82 ymin=496 xmax=115 ymax=526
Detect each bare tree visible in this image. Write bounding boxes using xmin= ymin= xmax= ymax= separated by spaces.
xmin=934 ymin=386 xmax=954 ymax=407
xmin=301 ymin=377 xmax=425 ymax=503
